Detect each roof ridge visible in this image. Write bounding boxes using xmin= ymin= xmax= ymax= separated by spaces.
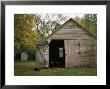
xmin=36 ymin=18 xmax=97 ymax=44
xmin=46 ymin=18 xmax=96 ymax=40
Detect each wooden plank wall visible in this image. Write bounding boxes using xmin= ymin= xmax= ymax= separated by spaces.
xmin=64 ymin=39 xmax=97 ymax=68
xmin=36 ymin=46 xmax=42 ymax=69
xmin=49 ymin=21 xmax=92 ymax=40
xmin=50 ymin=29 xmax=92 ymax=40
xmin=38 ymin=45 xmax=49 ymax=67
xmin=45 ymin=20 xmax=97 ymax=68
xmin=65 ymin=40 xmax=81 ymax=68
xmin=79 ymin=39 xmax=97 ymax=67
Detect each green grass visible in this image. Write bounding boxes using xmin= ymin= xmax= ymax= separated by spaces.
xmin=14 ymin=61 xmax=97 ymax=76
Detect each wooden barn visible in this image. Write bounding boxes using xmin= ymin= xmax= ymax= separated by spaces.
xmin=35 ymin=18 xmax=97 ymax=69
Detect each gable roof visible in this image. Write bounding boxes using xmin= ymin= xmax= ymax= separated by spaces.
xmin=46 ymin=18 xmax=96 ymax=40
xmin=37 ymin=18 xmax=96 ymax=45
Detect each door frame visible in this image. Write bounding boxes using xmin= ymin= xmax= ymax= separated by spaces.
xmin=49 ymin=39 xmax=65 ymax=67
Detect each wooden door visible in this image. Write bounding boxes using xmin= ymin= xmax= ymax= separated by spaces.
xmin=64 ymin=40 xmax=80 ymax=68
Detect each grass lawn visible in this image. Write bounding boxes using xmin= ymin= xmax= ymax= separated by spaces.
xmin=14 ymin=61 xmax=97 ymax=76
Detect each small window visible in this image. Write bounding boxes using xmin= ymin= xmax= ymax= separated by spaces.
xmin=59 ymin=48 xmax=63 ymax=57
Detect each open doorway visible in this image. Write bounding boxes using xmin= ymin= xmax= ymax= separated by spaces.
xmin=49 ymin=40 xmax=65 ymax=67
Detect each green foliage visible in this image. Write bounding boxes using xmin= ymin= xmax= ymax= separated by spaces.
xmin=14 ymin=14 xmax=36 ymax=59
xmin=75 ymin=14 xmax=97 ymax=37
xmin=35 ymin=14 xmax=67 ymax=40
xmin=14 ymin=14 xmax=67 ymax=60
xmin=83 ymin=14 xmax=97 ymax=37
xmin=14 ymin=14 xmax=97 ymax=60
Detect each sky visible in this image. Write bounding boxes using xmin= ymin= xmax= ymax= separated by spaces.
xmin=38 ymin=13 xmax=84 ymax=20
xmin=32 ymin=13 xmax=84 ymax=31
xmin=62 ymin=13 xmax=84 ymax=19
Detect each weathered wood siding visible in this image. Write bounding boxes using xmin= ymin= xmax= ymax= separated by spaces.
xmin=49 ymin=20 xmax=92 ymax=40
xmin=65 ymin=40 xmax=80 ymax=68
xmin=47 ymin=19 xmax=97 ymax=68
xmin=39 ymin=45 xmax=49 ymax=67
xmin=64 ymin=39 xmax=96 ymax=68
xmin=51 ymin=28 xmax=92 ymax=40
xmin=36 ymin=46 xmax=42 ymax=69
xmin=79 ymin=39 xmax=97 ymax=67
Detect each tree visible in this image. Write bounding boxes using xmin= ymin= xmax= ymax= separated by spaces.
xmin=14 ymin=14 xmax=37 ymax=60
xmin=35 ymin=14 xmax=67 ymax=40
xmin=75 ymin=14 xmax=97 ymax=37
xmin=84 ymin=14 xmax=97 ymax=37
xmin=14 ymin=14 xmax=67 ymax=60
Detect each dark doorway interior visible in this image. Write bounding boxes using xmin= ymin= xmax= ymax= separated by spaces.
xmin=49 ymin=40 xmax=65 ymax=67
